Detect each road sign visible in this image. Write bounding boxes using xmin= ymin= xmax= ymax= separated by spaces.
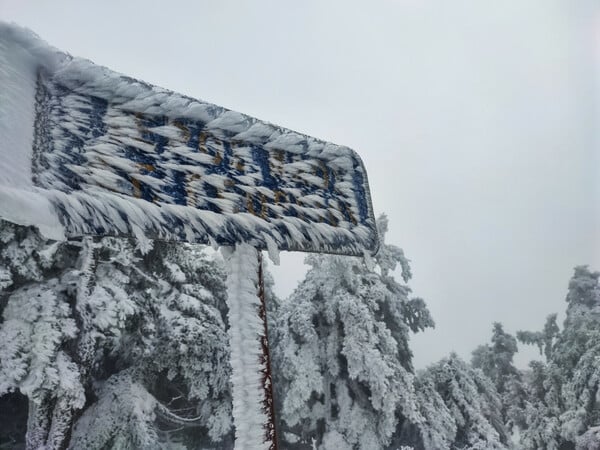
xmin=0 ymin=23 xmax=378 ymax=450
xmin=0 ymin=25 xmax=377 ymax=258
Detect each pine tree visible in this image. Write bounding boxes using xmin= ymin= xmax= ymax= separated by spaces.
xmin=517 ymin=314 xmax=560 ymax=362
xmin=68 ymin=240 xmax=234 ymax=449
xmin=518 ymin=359 xmax=564 ymax=450
xmin=0 ymin=221 xmax=234 ymax=449
xmin=271 ymin=214 xmax=433 ymax=449
xmin=557 ymin=266 xmax=600 ymax=445
xmin=0 ymin=221 xmax=86 ymax=449
xmin=409 ymin=354 xmax=508 ymax=450
xmin=472 ymin=323 xmax=526 ymax=432
xmin=518 ymin=266 xmax=600 ymax=449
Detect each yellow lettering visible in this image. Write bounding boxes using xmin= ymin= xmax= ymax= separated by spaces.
xmin=171 ymin=120 xmax=190 ymax=141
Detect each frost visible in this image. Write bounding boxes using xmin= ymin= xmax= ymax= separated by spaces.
xmin=321 ymin=430 xmax=353 ymax=450
xmin=222 ymin=243 xmax=270 ymax=450
xmin=69 ymin=370 xmax=161 ymax=450
xmin=272 ymin=215 xmax=431 ymax=449
xmin=0 ymin=282 xmax=78 ymax=400
xmin=0 ymin=223 xmax=234 ymax=448
xmin=0 ymin=21 xmax=377 ymax=255
xmin=0 ymin=25 xmax=66 ymax=239
xmin=414 ymin=354 xmax=508 ymax=450
xmin=577 ymin=426 xmax=600 ymax=450
xmin=0 ymin=23 xmax=37 ymax=190
xmin=164 ymin=260 xmax=187 ymax=283
xmin=0 ymin=266 xmax=11 ymax=289
xmin=472 ymin=323 xmax=527 ymax=433
xmin=516 ymin=266 xmax=600 ymax=449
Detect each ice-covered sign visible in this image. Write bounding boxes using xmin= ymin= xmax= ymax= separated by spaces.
xmin=0 ymin=23 xmax=377 ymax=256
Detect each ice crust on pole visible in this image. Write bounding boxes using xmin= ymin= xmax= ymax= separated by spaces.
xmin=222 ymin=244 xmax=270 ymax=450
xmin=0 ymin=22 xmax=378 ymax=256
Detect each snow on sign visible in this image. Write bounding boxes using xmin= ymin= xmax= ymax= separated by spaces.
xmin=0 ymin=24 xmax=377 ymax=257
xmin=0 ymin=23 xmax=378 ymax=450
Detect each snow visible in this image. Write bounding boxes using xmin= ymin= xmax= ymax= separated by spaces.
xmin=264 ymin=234 xmax=280 ymax=266
xmin=576 ymin=426 xmax=600 ymax=450
xmin=0 ymin=22 xmax=378 ymax=256
xmin=0 ymin=186 xmax=64 ymax=240
xmin=222 ymin=243 xmax=271 ymax=450
xmin=0 ymin=225 xmax=236 ymax=448
xmin=0 ymin=26 xmax=35 ymax=190
xmin=0 ymin=25 xmax=64 ymax=240
xmin=272 ymin=222 xmax=430 ymax=449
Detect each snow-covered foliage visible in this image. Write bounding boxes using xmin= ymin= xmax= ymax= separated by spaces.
xmin=7 ymin=18 xmax=600 ymax=450
xmin=3 ymin=213 xmax=600 ymax=450
xmin=405 ymin=373 xmax=457 ymax=449
xmin=517 ymin=266 xmax=600 ymax=449
xmin=69 ymin=369 xmax=162 ymax=450
xmin=517 ymin=360 xmax=564 ymax=450
xmin=561 ymin=334 xmax=600 ymax=443
xmin=472 ymin=323 xmax=526 ymax=432
xmin=0 ymin=220 xmax=233 ymax=449
xmin=556 ymin=266 xmax=600 ymax=446
xmin=577 ymin=426 xmax=600 ymax=450
xmin=410 ymin=354 xmax=508 ymax=450
xmin=272 ymin=215 xmax=432 ymax=449
xmin=0 ymin=221 xmax=84 ymax=449
xmin=472 ymin=323 xmax=520 ymax=394
xmin=75 ymin=239 xmax=234 ymax=449
xmin=517 ymin=313 xmax=560 ymax=361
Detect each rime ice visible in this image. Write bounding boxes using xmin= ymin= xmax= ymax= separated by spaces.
xmin=0 ymin=22 xmax=377 ymax=256
xmin=222 ymin=244 xmax=271 ymax=450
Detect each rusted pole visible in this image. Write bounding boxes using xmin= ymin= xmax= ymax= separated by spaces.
xmin=257 ymin=251 xmax=279 ymax=450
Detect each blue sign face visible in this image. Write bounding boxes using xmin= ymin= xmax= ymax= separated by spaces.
xmin=28 ymin=73 xmax=378 ymax=255
xmin=5 ymin=40 xmax=377 ymax=255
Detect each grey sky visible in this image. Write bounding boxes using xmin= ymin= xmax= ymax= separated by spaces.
xmin=2 ymin=0 xmax=599 ymax=369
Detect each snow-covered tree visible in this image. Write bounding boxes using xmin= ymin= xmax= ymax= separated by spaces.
xmin=517 ymin=313 xmax=560 ymax=362
xmin=577 ymin=426 xmax=600 ymax=450
xmin=472 ymin=323 xmax=526 ymax=432
xmin=555 ymin=267 xmax=600 ymax=374
xmin=518 ymin=266 xmax=600 ymax=449
xmin=0 ymin=221 xmax=234 ymax=449
xmin=408 ymin=353 xmax=508 ymax=450
xmin=0 ymin=221 xmax=85 ymax=449
xmin=68 ymin=239 xmax=234 ymax=449
xmin=69 ymin=369 xmax=163 ymax=450
xmin=272 ymin=214 xmax=433 ymax=449
xmin=399 ymin=371 xmax=457 ymax=449
xmin=557 ymin=266 xmax=600 ymax=446
xmin=560 ymin=333 xmax=600 ymax=445
xmin=472 ymin=323 xmax=520 ymax=394
xmin=518 ymin=360 xmax=564 ymax=450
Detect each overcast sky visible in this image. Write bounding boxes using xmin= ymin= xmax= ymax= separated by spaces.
xmin=2 ymin=0 xmax=599 ymax=369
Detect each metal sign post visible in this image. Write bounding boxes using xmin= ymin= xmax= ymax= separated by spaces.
xmin=222 ymin=244 xmax=278 ymax=450
xmin=257 ymin=251 xmax=278 ymax=448
xmin=0 ymin=23 xmax=378 ymax=450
